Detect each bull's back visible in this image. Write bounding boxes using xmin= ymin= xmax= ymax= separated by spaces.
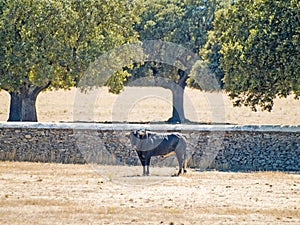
xmin=147 ymin=133 xmax=186 ymax=156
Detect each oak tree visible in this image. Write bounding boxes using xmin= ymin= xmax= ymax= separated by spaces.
xmin=0 ymin=0 xmax=139 ymax=121
xmin=211 ymin=0 xmax=300 ymax=111
xmin=125 ymin=0 xmax=218 ymax=123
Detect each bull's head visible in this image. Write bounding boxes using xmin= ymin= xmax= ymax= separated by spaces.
xmin=133 ymin=130 xmax=147 ymax=138
xmin=129 ymin=130 xmax=148 ymax=150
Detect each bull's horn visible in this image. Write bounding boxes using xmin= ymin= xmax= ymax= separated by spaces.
xmin=131 ymin=130 xmax=138 ymax=135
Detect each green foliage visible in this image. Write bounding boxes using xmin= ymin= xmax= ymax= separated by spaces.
xmin=1 ymin=0 xmax=72 ymax=91
xmin=212 ymin=0 xmax=300 ymax=111
xmin=200 ymin=29 xmax=224 ymax=88
xmin=106 ymin=70 xmax=131 ymax=94
xmin=136 ymin=0 xmax=214 ymax=51
xmin=127 ymin=0 xmax=217 ymax=88
xmin=0 ymin=0 xmax=140 ymax=93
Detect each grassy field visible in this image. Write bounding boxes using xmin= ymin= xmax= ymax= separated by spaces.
xmin=0 ymin=162 xmax=299 ymax=225
xmin=0 ymin=87 xmax=299 ymax=124
xmin=0 ymin=88 xmax=299 ymax=224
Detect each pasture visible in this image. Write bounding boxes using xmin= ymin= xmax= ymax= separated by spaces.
xmin=0 ymin=162 xmax=299 ymax=224
xmin=0 ymin=88 xmax=299 ymax=224
xmin=0 ymin=87 xmax=300 ymax=125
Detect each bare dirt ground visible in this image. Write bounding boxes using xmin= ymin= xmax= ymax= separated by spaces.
xmin=0 ymin=162 xmax=299 ymax=225
xmin=0 ymin=87 xmax=299 ymax=125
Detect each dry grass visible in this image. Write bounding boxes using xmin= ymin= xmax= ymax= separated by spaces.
xmin=0 ymin=87 xmax=299 ymax=124
xmin=0 ymin=162 xmax=299 ymax=224
xmin=0 ymin=88 xmax=299 ymax=224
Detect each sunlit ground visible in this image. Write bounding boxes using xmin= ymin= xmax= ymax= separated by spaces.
xmin=0 ymin=161 xmax=299 ymax=225
xmin=0 ymin=87 xmax=299 ymax=125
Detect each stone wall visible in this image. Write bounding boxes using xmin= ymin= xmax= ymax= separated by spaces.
xmin=0 ymin=122 xmax=299 ymax=172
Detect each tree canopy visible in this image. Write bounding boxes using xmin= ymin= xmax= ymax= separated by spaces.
xmin=1 ymin=0 xmax=299 ymax=122
xmin=210 ymin=0 xmax=300 ymax=111
xmin=0 ymin=0 xmax=140 ymax=121
xmin=129 ymin=0 xmax=216 ymax=83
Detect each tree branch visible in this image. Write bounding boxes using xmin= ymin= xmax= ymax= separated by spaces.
xmin=32 ymin=81 xmax=52 ymax=96
xmin=178 ymin=70 xmax=188 ymax=87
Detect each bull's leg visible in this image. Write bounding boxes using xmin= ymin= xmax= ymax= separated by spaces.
xmin=145 ymin=156 xmax=151 ymax=176
xmin=137 ymin=151 xmax=147 ymax=176
xmin=175 ymin=141 xmax=187 ymax=176
xmin=183 ymin=157 xmax=187 ymax=173
xmin=174 ymin=152 xmax=183 ymax=176
xmin=179 ymin=154 xmax=188 ymax=175
xmin=177 ymin=159 xmax=184 ymax=176
xmin=145 ymin=166 xmax=150 ymax=176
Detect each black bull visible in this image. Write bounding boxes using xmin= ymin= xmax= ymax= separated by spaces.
xmin=129 ymin=130 xmax=187 ymax=176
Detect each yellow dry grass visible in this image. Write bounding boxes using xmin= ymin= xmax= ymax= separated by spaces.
xmin=0 ymin=87 xmax=299 ymax=124
xmin=0 ymin=88 xmax=299 ymax=224
xmin=0 ymin=162 xmax=299 ymax=224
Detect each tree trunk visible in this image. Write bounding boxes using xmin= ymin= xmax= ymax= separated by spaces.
xmin=8 ymin=92 xmax=22 ymax=122
xmin=8 ymin=81 xmax=52 ymax=122
xmin=167 ymin=84 xmax=186 ymax=124
xmin=21 ymin=91 xmax=39 ymax=122
xmin=167 ymin=69 xmax=189 ymax=124
xmin=20 ymin=83 xmax=50 ymax=122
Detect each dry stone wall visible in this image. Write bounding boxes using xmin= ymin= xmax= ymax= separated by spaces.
xmin=0 ymin=123 xmax=299 ymax=172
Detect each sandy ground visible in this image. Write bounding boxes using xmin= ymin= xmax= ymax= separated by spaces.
xmin=0 ymin=162 xmax=299 ymax=225
xmin=0 ymin=87 xmax=299 ymax=125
